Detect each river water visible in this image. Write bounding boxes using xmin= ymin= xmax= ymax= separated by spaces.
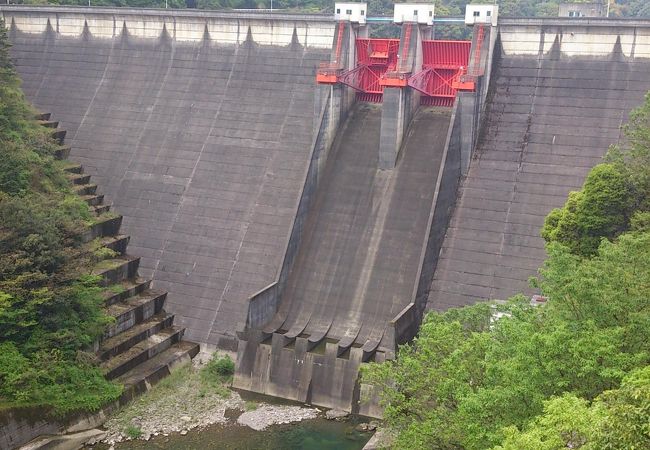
xmin=103 ymin=417 xmax=371 ymax=450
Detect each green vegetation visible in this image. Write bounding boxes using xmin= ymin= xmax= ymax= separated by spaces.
xmin=0 ymin=19 xmax=121 ymax=415
xmin=496 ymin=366 xmax=650 ymax=450
xmin=363 ymin=94 xmax=650 ymax=449
xmin=201 ymin=353 xmax=235 ymax=392
xmin=202 ymin=354 xmax=234 ymax=397
xmin=124 ymin=424 xmax=143 ymax=439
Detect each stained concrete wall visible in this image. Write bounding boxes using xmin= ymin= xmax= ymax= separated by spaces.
xmin=400 ymin=25 xmax=495 ymax=330
xmin=409 ymin=102 xmax=462 ymax=322
xmin=428 ymin=19 xmax=650 ymax=311
xmin=240 ymin=21 xmax=359 ymax=333
xmin=0 ymin=407 xmax=60 ymax=450
xmin=378 ymin=23 xmax=427 ymax=170
xmin=2 ymin=6 xmax=335 ymax=350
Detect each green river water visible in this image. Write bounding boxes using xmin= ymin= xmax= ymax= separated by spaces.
xmin=102 ymin=417 xmax=371 ymax=450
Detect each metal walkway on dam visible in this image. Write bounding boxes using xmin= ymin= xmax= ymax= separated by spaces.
xmin=4 ymin=6 xmax=650 ymax=414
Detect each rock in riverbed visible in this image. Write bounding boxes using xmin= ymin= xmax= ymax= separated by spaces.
xmin=325 ymin=409 xmax=349 ymax=420
xmin=237 ymin=405 xmax=319 ymax=431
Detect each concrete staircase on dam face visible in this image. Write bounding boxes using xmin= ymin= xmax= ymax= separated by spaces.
xmin=42 ymin=112 xmax=200 ymax=400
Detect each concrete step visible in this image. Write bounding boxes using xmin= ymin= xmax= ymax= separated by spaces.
xmin=54 ymin=145 xmax=71 ymax=160
xmin=82 ymin=215 xmax=122 ymax=242
xmin=35 ymin=112 xmax=51 ymax=121
xmin=102 ymin=327 xmax=184 ymax=380
xmin=92 ymin=203 xmax=111 ymax=215
xmin=98 ymin=312 xmax=175 ymax=361
xmin=39 ymin=119 xmax=59 ymax=129
xmin=67 ymin=173 xmax=91 ymax=185
xmin=73 ymin=183 xmax=97 ymax=196
xmin=51 ymin=128 xmax=66 ymax=145
xmin=99 ymin=234 xmax=129 ymax=255
xmin=93 ymin=255 xmax=140 ymax=286
xmin=105 ymin=290 xmax=166 ymax=337
xmin=81 ymin=193 xmax=105 ymax=207
xmin=117 ymin=341 xmax=200 ymax=401
xmin=102 ymin=277 xmax=151 ymax=306
xmin=62 ymin=162 xmax=83 ymax=174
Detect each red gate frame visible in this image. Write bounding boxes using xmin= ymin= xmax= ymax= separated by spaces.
xmin=408 ymin=40 xmax=471 ymax=106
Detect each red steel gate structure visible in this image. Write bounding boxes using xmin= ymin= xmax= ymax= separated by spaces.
xmin=337 ymin=38 xmax=400 ymax=102
xmin=408 ymin=40 xmax=471 ymax=106
xmin=316 ymin=33 xmax=473 ymax=106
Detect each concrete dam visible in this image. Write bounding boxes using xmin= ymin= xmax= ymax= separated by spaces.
xmin=4 ymin=6 xmax=650 ymax=414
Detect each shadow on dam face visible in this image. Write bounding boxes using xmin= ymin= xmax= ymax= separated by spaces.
xmin=6 ymin=12 xmax=333 ymax=350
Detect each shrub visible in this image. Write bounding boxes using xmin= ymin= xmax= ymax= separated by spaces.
xmin=542 ymin=163 xmax=633 ymax=256
xmin=125 ymin=425 xmax=143 ymax=439
xmin=201 ymin=354 xmax=235 ymax=384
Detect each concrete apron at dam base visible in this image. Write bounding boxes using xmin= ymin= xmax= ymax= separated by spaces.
xmin=4 ymin=4 xmax=650 ymax=428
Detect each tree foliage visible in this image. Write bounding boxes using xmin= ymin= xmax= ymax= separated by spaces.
xmin=496 ymin=366 xmax=650 ymax=450
xmin=0 ymin=18 xmax=121 ymax=415
xmin=364 ymin=234 xmax=650 ymax=450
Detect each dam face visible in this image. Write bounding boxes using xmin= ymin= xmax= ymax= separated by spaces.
xmin=428 ymin=20 xmax=650 ymax=311
xmin=3 ymin=7 xmax=334 ymax=349
xmin=5 ymin=6 xmax=650 ymax=414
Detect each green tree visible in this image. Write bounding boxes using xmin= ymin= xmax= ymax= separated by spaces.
xmin=542 ymin=164 xmax=633 ymax=256
xmin=596 ymin=365 xmax=650 ymax=449
xmin=494 ymin=366 xmax=650 ymax=449
xmin=494 ymin=395 xmax=603 ymax=450
xmin=364 ymin=232 xmax=650 ymax=449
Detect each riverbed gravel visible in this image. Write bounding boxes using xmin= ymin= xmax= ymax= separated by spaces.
xmin=237 ymin=405 xmax=320 ymax=431
xmin=96 ymin=361 xmax=326 ymax=445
